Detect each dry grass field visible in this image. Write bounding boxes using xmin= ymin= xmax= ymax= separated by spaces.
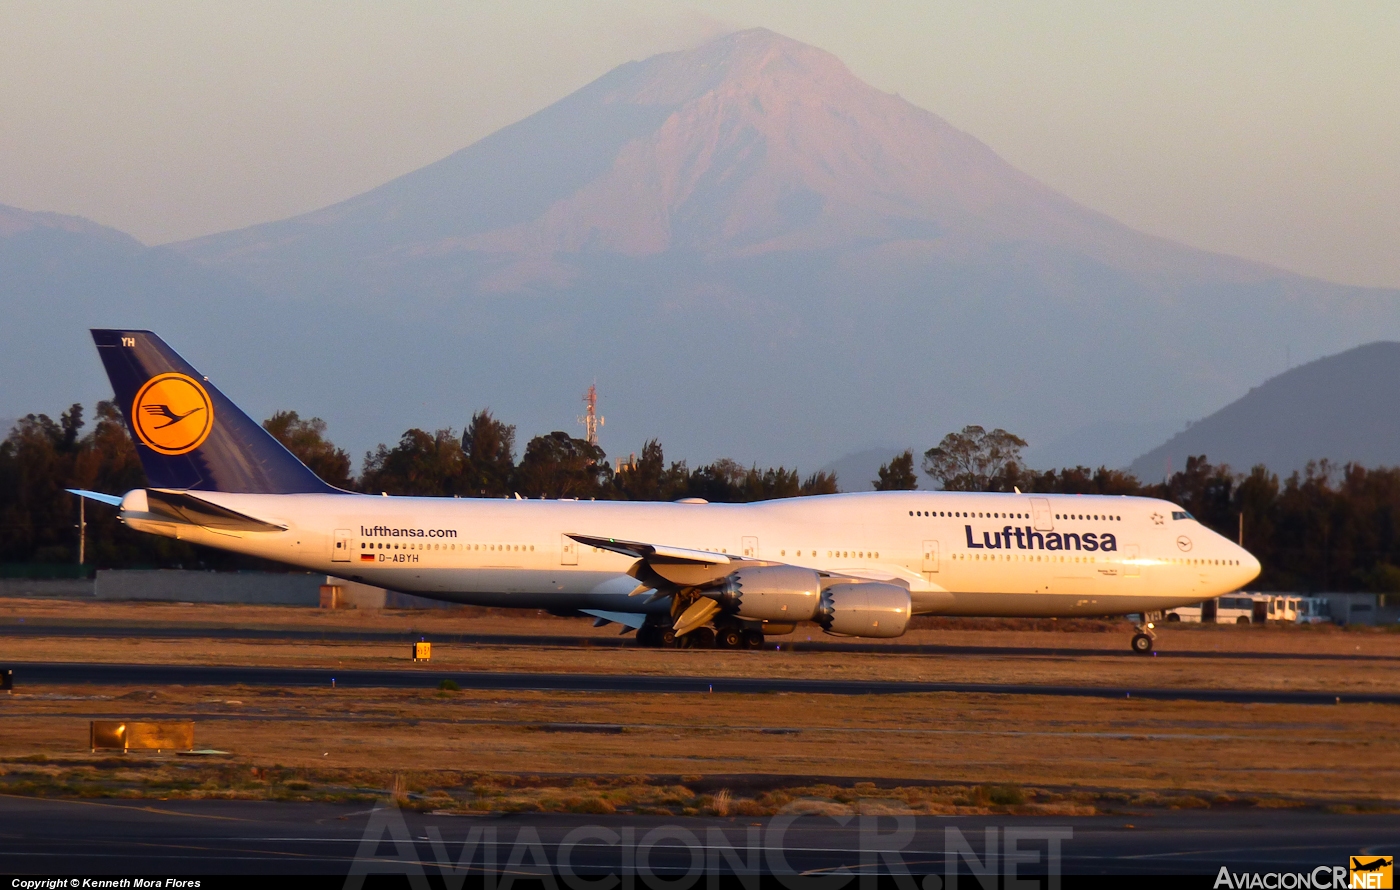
xmin=1 ymin=599 xmax=1397 ymax=816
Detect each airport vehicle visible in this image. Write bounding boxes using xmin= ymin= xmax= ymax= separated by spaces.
xmin=70 ymin=330 xmax=1261 ymax=653
xmin=1164 ymin=603 xmax=1202 ymax=622
xmin=1216 ymin=594 xmax=1264 ymax=624
xmin=1267 ymin=594 xmax=1302 ymax=622
xmin=1168 ymin=593 xmax=1308 ymax=624
xmin=1295 ymin=596 xmax=1332 ymax=624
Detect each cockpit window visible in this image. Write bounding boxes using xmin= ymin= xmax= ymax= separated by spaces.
xmin=1172 ymin=510 xmax=1194 ymax=520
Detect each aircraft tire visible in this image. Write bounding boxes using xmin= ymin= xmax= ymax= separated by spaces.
xmin=717 ymin=627 xmax=744 ymax=649
xmin=682 ymin=627 xmax=716 ymax=649
xmin=742 ymin=630 xmax=765 ymax=650
xmin=658 ymin=627 xmax=679 ymax=648
xmin=1130 ymin=633 xmax=1154 ymax=654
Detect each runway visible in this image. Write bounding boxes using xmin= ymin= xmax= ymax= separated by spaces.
xmin=9 ymin=660 xmax=1399 ymax=704
xmin=3 ymin=621 xmax=1395 ymax=662
xmin=0 ymin=795 xmax=1393 ymax=876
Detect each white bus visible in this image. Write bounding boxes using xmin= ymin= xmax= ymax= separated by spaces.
xmin=1169 ymin=593 xmax=1333 ymax=624
xmin=1216 ymin=594 xmax=1265 ymax=623
xmin=1294 ymin=596 xmax=1332 ymax=624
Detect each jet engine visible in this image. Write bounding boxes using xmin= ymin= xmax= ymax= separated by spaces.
xmin=711 ymin=565 xmax=821 ymax=622
xmin=818 ymin=583 xmax=912 ymax=638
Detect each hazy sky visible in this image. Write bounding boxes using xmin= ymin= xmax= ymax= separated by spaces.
xmin=1 ymin=1 xmax=1396 ymax=289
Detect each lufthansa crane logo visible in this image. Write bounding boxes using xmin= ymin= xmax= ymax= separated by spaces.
xmin=131 ymin=373 xmax=214 ymax=455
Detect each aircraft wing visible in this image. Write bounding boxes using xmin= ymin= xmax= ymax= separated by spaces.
xmin=566 ymin=534 xmax=736 ymax=565
xmin=580 ymin=609 xmax=647 ymax=632
xmin=566 ymin=533 xmax=755 ymax=587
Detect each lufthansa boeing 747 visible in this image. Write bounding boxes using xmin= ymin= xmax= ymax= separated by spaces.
xmin=70 ymin=330 xmax=1260 ymax=653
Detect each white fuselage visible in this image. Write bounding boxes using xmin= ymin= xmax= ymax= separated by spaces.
xmin=122 ymin=489 xmax=1259 ymax=619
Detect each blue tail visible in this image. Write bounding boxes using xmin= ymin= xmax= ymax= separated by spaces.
xmin=91 ymin=329 xmax=341 ymax=494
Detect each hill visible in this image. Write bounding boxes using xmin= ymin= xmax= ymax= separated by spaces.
xmin=1130 ymin=342 xmax=1400 ymax=480
xmin=0 ymin=203 xmax=298 ymax=431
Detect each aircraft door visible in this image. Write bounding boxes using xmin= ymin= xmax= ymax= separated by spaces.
xmin=1030 ymin=498 xmax=1054 ymax=531
xmin=332 ymin=529 xmax=351 ymax=562
xmin=561 ymin=535 xmax=578 ymax=565
xmin=922 ymin=540 xmax=939 ymax=574
xmin=742 ymin=536 xmax=759 ymax=558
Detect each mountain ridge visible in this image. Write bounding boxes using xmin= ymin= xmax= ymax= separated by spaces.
xmin=0 ymin=203 xmax=143 ymax=248
xmin=1129 ymin=342 xmax=1400 ymax=480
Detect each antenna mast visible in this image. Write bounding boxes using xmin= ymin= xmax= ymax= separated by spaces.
xmin=578 ymin=384 xmax=604 ymax=447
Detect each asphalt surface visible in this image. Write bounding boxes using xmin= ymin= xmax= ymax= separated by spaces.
xmin=3 ymin=621 xmax=1396 ymax=661
xmin=7 ymin=660 xmax=1398 ymax=704
xmin=0 ymin=796 xmax=1394 ymax=877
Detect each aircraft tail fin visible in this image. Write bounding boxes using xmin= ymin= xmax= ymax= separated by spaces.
xmin=90 ymin=329 xmax=341 ymax=494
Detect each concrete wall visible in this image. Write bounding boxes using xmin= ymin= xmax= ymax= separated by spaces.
xmin=0 ymin=577 xmax=95 ymax=599
xmin=321 ymin=577 xmax=458 ymax=610
xmin=95 ymin=570 xmax=323 ymax=605
xmin=324 ymin=577 xmax=387 ymax=609
xmin=2 ymin=569 xmax=455 ymax=608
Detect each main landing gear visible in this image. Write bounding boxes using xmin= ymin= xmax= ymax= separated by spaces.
xmin=636 ymin=617 xmax=765 ymax=649
xmin=1130 ymin=611 xmax=1161 ymax=655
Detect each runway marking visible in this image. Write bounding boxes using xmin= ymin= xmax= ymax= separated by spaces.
xmin=4 ymin=623 xmax=1396 ymax=662
xmin=0 ymin=792 xmax=253 ymax=822
xmin=10 ymin=661 xmax=1400 ymax=705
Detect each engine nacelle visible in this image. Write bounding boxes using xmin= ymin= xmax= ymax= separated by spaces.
xmin=819 ymin=583 xmax=912 ymax=638
xmin=713 ymin=565 xmax=821 ymax=622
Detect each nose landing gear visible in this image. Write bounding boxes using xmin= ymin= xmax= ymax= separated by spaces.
xmin=1130 ymin=611 xmax=1161 ymax=655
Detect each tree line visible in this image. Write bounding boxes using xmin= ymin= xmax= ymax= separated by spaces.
xmin=881 ymin=425 xmax=1400 ymax=593
xmin=0 ymin=404 xmax=834 ymax=572
xmin=4 ymin=407 xmax=1400 ymax=593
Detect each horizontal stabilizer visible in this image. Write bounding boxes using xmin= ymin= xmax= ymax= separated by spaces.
xmin=145 ymin=489 xmax=287 ymax=532
xmin=66 ymin=489 xmax=124 ymax=507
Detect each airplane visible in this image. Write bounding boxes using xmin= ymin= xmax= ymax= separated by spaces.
xmin=70 ymin=330 xmax=1261 ymax=654
xmin=1352 ymin=858 xmax=1392 ymax=873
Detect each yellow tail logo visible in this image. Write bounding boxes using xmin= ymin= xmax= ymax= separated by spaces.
xmin=132 ymin=373 xmax=214 ymax=455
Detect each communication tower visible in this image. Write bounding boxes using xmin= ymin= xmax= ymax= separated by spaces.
xmin=578 ymin=384 xmax=604 ymax=447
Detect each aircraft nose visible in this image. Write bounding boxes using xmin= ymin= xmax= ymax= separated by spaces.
xmin=1238 ymin=546 xmax=1261 ymax=584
